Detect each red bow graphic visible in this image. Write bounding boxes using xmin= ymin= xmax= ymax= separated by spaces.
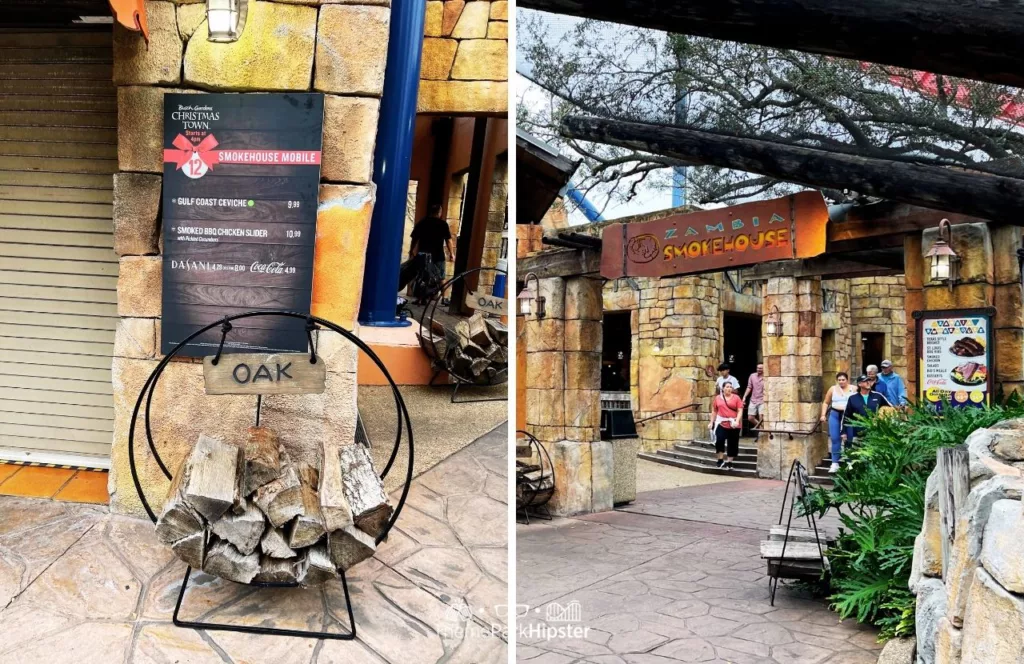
xmin=163 ymin=134 xmax=220 ymax=171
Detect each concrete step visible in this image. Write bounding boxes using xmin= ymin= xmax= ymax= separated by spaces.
xmin=690 ymin=439 xmax=758 ymax=456
xmin=638 ymin=451 xmax=757 ymax=478
xmin=671 ymin=443 xmax=758 ymax=464
xmin=655 ymin=448 xmax=758 ymax=471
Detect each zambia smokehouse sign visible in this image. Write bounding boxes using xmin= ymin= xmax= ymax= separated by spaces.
xmin=600 ymin=191 xmax=828 ymax=279
xmin=161 ymin=93 xmax=324 ymax=357
xmin=915 ymin=309 xmax=994 ymax=409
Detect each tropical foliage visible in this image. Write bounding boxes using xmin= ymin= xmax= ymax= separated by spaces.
xmin=803 ymin=395 xmax=1024 ymax=639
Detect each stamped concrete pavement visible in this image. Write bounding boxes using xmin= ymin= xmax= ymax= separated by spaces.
xmin=0 ymin=424 xmax=508 ymax=664
xmin=517 ymin=479 xmax=880 ymax=664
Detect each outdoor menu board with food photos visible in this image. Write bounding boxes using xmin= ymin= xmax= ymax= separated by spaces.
xmin=160 ymin=93 xmax=324 ymax=357
xmin=918 ymin=310 xmax=992 ymax=409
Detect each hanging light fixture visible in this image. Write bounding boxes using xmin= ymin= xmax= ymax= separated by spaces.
xmin=206 ymin=0 xmax=247 ymax=42
xmin=924 ymin=218 xmax=960 ymax=292
xmin=765 ymin=305 xmax=783 ymax=337
xmin=517 ymin=273 xmax=546 ymax=318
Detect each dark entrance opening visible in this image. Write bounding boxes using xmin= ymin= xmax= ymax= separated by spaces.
xmin=723 ymin=312 xmax=762 ymax=436
xmin=600 ymin=311 xmax=636 ymax=439
xmin=861 ymin=332 xmax=885 ymax=375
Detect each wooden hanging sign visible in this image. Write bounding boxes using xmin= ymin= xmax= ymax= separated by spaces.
xmin=464 ymin=290 xmax=507 ymax=316
xmin=203 ymin=353 xmax=326 ymax=395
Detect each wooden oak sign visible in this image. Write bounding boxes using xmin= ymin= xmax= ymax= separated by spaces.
xmin=464 ymin=290 xmax=507 ymax=316
xmin=203 ymin=353 xmax=326 ymax=395
xmin=161 ymin=93 xmax=325 ymax=357
xmin=600 ymin=191 xmax=828 ymax=279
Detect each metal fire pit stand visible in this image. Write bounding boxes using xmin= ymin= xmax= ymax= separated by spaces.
xmin=418 ymin=266 xmax=508 ymax=404
xmin=515 ymin=431 xmax=555 ymax=524
xmin=127 ymin=311 xmax=415 ymax=641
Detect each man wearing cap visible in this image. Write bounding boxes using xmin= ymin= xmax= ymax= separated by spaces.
xmin=840 ymin=374 xmax=892 ymax=454
xmin=876 ymin=360 xmax=907 ymax=406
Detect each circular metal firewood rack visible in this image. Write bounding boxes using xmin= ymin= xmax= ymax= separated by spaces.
xmin=126 ymin=310 xmax=414 ymax=641
xmin=515 ymin=431 xmax=554 ymax=525
xmin=417 ymin=266 xmax=508 ymax=403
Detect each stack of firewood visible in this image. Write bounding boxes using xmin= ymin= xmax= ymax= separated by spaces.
xmin=156 ymin=428 xmax=391 ymax=585
xmin=444 ymin=312 xmax=508 ymax=384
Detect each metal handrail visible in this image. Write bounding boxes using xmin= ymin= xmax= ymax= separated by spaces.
xmin=752 ymin=420 xmax=823 ymax=439
xmin=635 ymin=402 xmax=700 ymax=427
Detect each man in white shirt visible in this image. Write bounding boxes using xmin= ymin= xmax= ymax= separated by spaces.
xmin=715 ymin=362 xmax=740 ymax=395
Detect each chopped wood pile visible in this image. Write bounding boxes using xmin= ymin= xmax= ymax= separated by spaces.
xmin=156 ymin=428 xmax=391 ymax=585
xmin=443 ymin=312 xmax=508 ymax=384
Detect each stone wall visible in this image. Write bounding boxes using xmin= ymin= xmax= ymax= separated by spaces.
xmin=905 ymin=224 xmax=1024 ymax=399
xmin=849 ymin=275 xmax=908 ymax=378
xmin=478 ymin=153 xmax=507 ymax=293
xmin=420 ymin=0 xmax=507 ymax=114
xmin=109 ymin=0 xmax=383 ymax=515
xmin=910 ymin=419 xmax=1024 ymax=663
xmin=821 ymin=278 xmax=853 ymax=384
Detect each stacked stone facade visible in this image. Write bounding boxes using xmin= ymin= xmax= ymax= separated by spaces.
xmin=850 ymin=275 xmax=909 ymax=377
xmin=478 ymin=154 xmax=508 ymax=293
xmin=911 ymin=420 xmax=1024 ymax=663
xmin=109 ymin=0 xmax=387 ymax=515
xmin=421 ymin=0 xmax=508 ymax=114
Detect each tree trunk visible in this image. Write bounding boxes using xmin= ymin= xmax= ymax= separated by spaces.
xmin=561 ymin=116 xmax=1024 ymax=223
xmin=520 ymin=0 xmax=1024 ymax=87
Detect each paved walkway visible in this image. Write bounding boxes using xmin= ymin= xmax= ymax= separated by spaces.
xmin=0 ymin=424 xmax=508 ymax=664
xmin=517 ymin=480 xmax=880 ymax=664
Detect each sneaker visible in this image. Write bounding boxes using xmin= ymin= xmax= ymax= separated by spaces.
xmin=828 ymin=463 xmax=840 ymax=474
xmin=725 ymin=462 xmax=735 ymax=470
xmin=715 ymin=459 xmax=724 ymax=468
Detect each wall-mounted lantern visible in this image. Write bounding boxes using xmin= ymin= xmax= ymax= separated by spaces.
xmin=517 ymin=273 xmax=546 ymax=318
xmin=765 ymin=305 xmax=783 ymax=337
xmin=925 ymin=218 xmax=960 ymax=291
xmin=207 ymin=0 xmax=247 ymax=42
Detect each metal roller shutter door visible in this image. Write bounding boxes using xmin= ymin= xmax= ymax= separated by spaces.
xmin=0 ymin=30 xmax=116 ymax=467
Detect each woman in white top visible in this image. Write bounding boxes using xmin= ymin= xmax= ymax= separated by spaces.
xmin=819 ymin=372 xmax=856 ymax=473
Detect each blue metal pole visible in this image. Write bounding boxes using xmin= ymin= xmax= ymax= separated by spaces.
xmin=358 ymin=0 xmax=426 ymax=327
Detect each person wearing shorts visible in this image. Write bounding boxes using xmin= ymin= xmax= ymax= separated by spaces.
xmin=709 ymin=382 xmax=743 ymax=469
xmin=743 ymin=363 xmax=765 ymax=428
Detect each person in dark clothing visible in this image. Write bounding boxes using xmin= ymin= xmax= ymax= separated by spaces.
xmin=398 ymin=204 xmax=454 ymax=303
xmin=839 ymin=374 xmax=892 ymax=452
xmin=410 ymin=204 xmax=454 ymax=265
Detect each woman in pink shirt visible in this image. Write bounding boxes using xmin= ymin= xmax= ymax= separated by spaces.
xmin=709 ymin=382 xmax=744 ymax=469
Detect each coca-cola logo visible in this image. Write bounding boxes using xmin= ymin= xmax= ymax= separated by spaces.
xmin=251 ymin=261 xmax=286 ymax=274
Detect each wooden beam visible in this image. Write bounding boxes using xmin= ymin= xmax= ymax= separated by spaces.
xmin=518 ymin=248 xmax=602 ymax=279
xmin=561 ymin=116 xmax=1024 ymax=224
xmin=520 ymin=0 xmax=1024 ymax=88
xmin=744 ymin=256 xmax=897 ymax=280
xmin=829 ymin=203 xmax=987 ymax=244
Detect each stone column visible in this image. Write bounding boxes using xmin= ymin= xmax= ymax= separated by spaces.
xmin=905 ymin=224 xmax=1024 ymax=399
xmin=759 ymin=277 xmax=827 ymax=479
xmin=635 ymin=275 xmax=721 ymax=452
xmin=524 ymin=275 xmax=611 ymax=515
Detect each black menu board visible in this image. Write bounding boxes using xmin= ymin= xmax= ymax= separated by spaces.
xmin=160 ymin=93 xmax=325 ymax=357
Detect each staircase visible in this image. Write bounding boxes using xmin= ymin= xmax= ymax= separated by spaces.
xmin=638 ymin=438 xmax=758 ymax=478
xmin=639 ymin=439 xmax=841 ymax=486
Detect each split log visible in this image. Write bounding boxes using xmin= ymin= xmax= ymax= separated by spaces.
xmin=171 ymin=530 xmax=207 ymax=569
xmin=254 ymin=462 xmax=304 ymax=528
xmin=260 ymin=527 xmax=297 ymax=559
xmin=467 ymin=313 xmax=492 ymax=347
xmin=485 ymin=318 xmax=507 ymax=346
xmin=203 ymin=539 xmax=260 ymax=584
xmin=156 ymin=458 xmax=204 ymax=546
xmin=254 ymin=556 xmax=301 ymax=584
xmin=328 ymin=525 xmax=376 ymax=571
xmin=560 ymin=115 xmax=1024 ymax=224
xmin=338 ymin=444 xmax=393 ymax=539
xmin=302 ymin=542 xmax=338 ymax=586
xmin=210 ymin=499 xmax=265 ymax=555
xmin=318 ymin=448 xmax=355 ymax=533
xmin=288 ymin=466 xmax=327 ymax=549
xmin=182 ymin=434 xmax=244 ymax=522
xmin=243 ymin=426 xmax=281 ymax=495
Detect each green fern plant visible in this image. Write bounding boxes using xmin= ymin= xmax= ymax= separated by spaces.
xmin=803 ymin=394 xmax=1024 ymax=640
